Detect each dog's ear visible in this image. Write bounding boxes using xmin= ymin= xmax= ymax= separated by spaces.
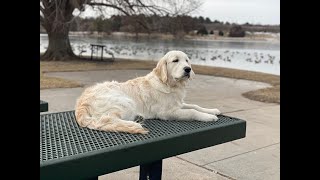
xmin=190 ymin=68 xmax=195 ymax=80
xmin=154 ymin=58 xmax=168 ymax=83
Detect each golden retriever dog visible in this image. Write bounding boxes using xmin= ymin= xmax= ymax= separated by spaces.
xmin=75 ymin=50 xmax=221 ymax=134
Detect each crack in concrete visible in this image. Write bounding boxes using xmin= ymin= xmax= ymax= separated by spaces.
xmin=222 ymin=104 xmax=278 ymax=114
xmin=216 ymin=171 xmax=237 ymax=180
xmin=202 ymin=142 xmax=280 ymax=166
xmin=176 ymin=143 xmax=279 ymax=179
xmin=174 ymin=157 xmax=236 ymax=180
xmin=175 ymin=156 xmax=214 ymax=172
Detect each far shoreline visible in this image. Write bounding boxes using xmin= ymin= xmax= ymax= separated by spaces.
xmin=40 ymin=31 xmax=280 ymax=43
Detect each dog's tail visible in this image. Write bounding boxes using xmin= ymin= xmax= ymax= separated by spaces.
xmin=93 ymin=115 xmax=149 ymax=134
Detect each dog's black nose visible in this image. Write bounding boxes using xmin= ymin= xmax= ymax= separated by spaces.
xmin=184 ymin=67 xmax=191 ymax=73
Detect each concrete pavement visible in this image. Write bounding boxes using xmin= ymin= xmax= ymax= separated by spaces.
xmin=41 ymin=70 xmax=279 ymax=180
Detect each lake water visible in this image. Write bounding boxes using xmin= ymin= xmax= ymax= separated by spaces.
xmin=40 ymin=34 xmax=280 ymax=75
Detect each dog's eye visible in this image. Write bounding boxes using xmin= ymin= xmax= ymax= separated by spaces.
xmin=186 ymin=59 xmax=189 ymax=62
xmin=173 ymin=59 xmax=179 ymax=63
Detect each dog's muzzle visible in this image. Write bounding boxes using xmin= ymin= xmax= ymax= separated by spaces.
xmin=184 ymin=67 xmax=191 ymax=78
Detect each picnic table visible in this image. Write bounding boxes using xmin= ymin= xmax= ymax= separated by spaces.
xmin=40 ymin=100 xmax=48 ymax=112
xmin=40 ymin=111 xmax=246 ymax=180
xmin=90 ymin=44 xmax=106 ymax=61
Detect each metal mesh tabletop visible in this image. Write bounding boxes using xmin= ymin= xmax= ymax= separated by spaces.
xmin=40 ymin=111 xmax=246 ymax=180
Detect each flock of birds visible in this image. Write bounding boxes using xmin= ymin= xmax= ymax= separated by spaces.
xmin=40 ymin=43 xmax=280 ymax=65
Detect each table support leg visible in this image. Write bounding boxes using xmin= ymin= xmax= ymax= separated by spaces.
xmin=139 ymin=160 xmax=162 ymax=180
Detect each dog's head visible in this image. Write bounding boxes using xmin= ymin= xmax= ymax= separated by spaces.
xmin=153 ymin=50 xmax=195 ymax=86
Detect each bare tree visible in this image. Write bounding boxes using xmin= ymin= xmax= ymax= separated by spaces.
xmin=40 ymin=0 xmax=203 ymax=60
xmin=120 ymin=14 xmax=149 ymax=39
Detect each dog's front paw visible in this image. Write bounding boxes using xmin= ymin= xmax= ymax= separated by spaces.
xmin=198 ymin=113 xmax=218 ymax=122
xmin=207 ymin=108 xmax=221 ymax=115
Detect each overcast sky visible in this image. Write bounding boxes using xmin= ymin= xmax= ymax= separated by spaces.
xmin=80 ymin=0 xmax=280 ymax=25
xmin=194 ymin=0 xmax=280 ymax=25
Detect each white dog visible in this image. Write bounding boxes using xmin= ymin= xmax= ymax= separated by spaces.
xmin=75 ymin=50 xmax=221 ymax=134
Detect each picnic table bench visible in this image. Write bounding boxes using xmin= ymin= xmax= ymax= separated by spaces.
xmin=40 ymin=100 xmax=48 ymax=112
xmin=40 ymin=111 xmax=246 ymax=180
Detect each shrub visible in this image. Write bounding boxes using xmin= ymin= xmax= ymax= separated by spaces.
xmin=218 ymin=30 xmax=224 ymax=36
xmin=229 ymin=25 xmax=245 ymax=37
xmin=197 ymin=26 xmax=208 ymax=35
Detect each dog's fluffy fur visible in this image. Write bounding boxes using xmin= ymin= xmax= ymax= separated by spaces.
xmin=75 ymin=51 xmax=220 ymax=134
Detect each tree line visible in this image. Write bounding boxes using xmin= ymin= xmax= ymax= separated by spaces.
xmin=40 ymin=14 xmax=280 ymax=38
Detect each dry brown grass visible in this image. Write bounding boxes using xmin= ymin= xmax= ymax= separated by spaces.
xmin=40 ymin=59 xmax=156 ymax=89
xmin=243 ymin=85 xmax=280 ymax=104
xmin=41 ymin=59 xmax=157 ymax=72
xmin=40 ymin=71 xmax=82 ymax=89
xmin=40 ymin=58 xmax=279 ymax=103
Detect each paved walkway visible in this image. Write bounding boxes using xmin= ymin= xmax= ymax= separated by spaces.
xmin=41 ymin=70 xmax=279 ymax=180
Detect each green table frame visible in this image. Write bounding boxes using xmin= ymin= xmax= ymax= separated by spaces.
xmin=40 ymin=100 xmax=48 ymax=112
xmin=40 ymin=111 xmax=246 ymax=180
